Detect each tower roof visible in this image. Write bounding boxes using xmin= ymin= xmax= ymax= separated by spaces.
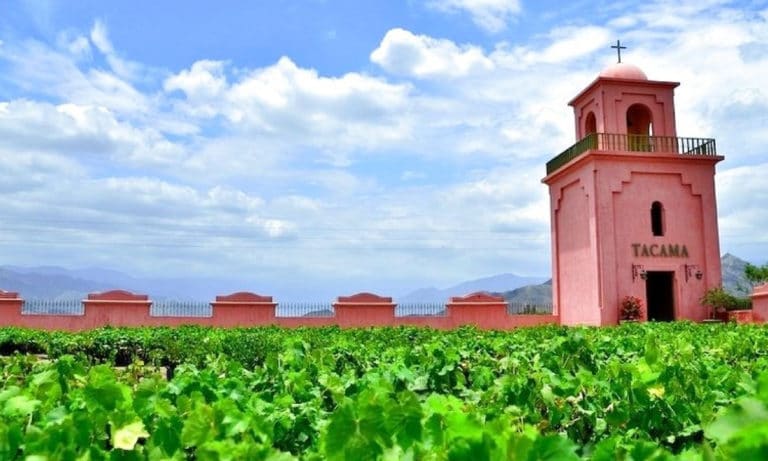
xmin=569 ymin=63 xmax=677 ymax=108
xmin=598 ymin=62 xmax=648 ymax=80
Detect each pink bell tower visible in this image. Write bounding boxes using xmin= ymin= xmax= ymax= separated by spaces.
xmin=543 ymin=55 xmax=724 ymax=325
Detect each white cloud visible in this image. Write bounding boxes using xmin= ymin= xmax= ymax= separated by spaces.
xmin=0 ymin=149 xmax=85 ymax=193
xmin=0 ymin=39 xmax=149 ymax=114
xmin=270 ymin=195 xmax=324 ymax=214
xmin=371 ymin=28 xmax=495 ymax=79
xmin=56 ymin=31 xmax=92 ymax=60
xmin=89 ymin=19 xmax=113 ymax=55
xmin=89 ymin=19 xmax=142 ymax=82
xmin=99 ymin=177 xmax=199 ymax=212
xmin=427 ymin=0 xmax=522 ymax=33
xmin=0 ymin=100 xmax=185 ymax=167
xmin=164 ymin=60 xmax=227 ymax=102
xmin=205 ymin=186 xmax=264 ymax=211
xmin=164 ymin=60 xmax=228 ymax=119
xmin=2 ymin=0 xmax=768 ymax=288
xmin=247 ymin=217 xmax=296 ymax=238
xmin=717 ymin=164 xmax=768 ymax=257
xmin=165 ymin=56 xmax=413 ymax=162
xmin=525 ymin=26 xmax=612 ymax=65
xmin=608 ymin=15 xmax=639 ymax=29
xmin=4 ymin=173 xmax=291 ymax=245
xmin=226 ymin=57 xmax=409 ymax=122
xmin=446 ymin=166 xmax=545 ymax=207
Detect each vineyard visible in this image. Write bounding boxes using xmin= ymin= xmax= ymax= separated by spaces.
xmin=1 ymin=323 xmax=768 ymax=459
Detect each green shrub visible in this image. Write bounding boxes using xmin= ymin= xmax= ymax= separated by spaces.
xmin=700 ymin=287 xmax=752 ymax=313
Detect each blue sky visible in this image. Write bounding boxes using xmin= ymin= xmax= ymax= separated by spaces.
xmin=1 ymin=0 xmax=767 ymax=297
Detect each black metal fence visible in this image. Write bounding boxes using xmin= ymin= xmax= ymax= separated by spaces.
xmin=276 ymin=302 xmax=335 ymax=318
xmin=18 ymin=299 xmax=553 ymax=318
xmin=546 ymin=133 xmax=718 ymax=174
xmin=22 ymin=299 xmax=84 ymax=316
xmin=150 ymin=300 xmax=212 ymax=317
xmin=395 ymin=303 xmax=447 ymax=317
xmin=507 ymin=302 xmax=553 ymax=315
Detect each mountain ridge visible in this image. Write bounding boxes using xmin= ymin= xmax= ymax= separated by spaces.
xmin=398 ymin=273 xmax=548 ymax=303
xmin=0 ymin=254 xmax=759 ymax=302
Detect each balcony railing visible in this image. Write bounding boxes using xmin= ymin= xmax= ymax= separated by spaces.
xmin=546 ymin=133 xmax=718 ymax=175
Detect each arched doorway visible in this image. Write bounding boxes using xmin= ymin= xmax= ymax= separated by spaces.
xmin=584 ymin=111 xmax=597 ymax=148
xmin=584 ymin=111 xmax=597 ymax=135
xmin=626 ymin=104 xmax=653 ymax=151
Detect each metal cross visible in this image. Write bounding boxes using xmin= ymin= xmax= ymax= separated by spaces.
xmin=611 ymin=40 xmax=627 ymax=63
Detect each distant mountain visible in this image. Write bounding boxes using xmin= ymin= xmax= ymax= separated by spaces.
xmin=0 ymin=265 xmax=352 ymax=301
xmin=398 ymin=273 xmax=548 ymax=303
xmin=2 ymin=265 xmax=141 ymax=290
xmin=0 ymin=267 xmax=113 ymax=299
xmin=303 ymin=309 xmax=334 ymax=317
xmin=0 ymin=265 xmax=246 ymax=301
xmin=496 ymin=279 xmax=552 ymax=305
xmin=0 ymin=254 xmax=758 ymax=303
xmin=721 ymin=253 xmax=752 ymax=297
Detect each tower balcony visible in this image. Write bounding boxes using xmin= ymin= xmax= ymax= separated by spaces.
xmin=546 ymin=133 xmax=718 ymax=175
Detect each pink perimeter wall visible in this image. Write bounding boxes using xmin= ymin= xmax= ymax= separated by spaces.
xmin=0 ymin=290 xmax=558 ymax=331
xmin=753 ymin=284 xmax=768 ymax=323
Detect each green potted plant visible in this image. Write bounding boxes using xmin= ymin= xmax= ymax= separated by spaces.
xmin=700 ymin=287 xmax=731 ymax=321
xmin=620 ymin=295 xmax=643 ymax=322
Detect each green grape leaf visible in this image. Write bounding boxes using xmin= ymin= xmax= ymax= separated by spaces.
xmin=387 ymin=391 xmax=423 ymax=449
xmin=541 ymin=384 xmax=555 ymax=405
xmin=324 ymin=401 xmax=357 ymax=458
xmin=3 ymin=394 xmax=40 ymax=417
xmin=705 ymin=397 xmax=768 ymax=445
xmin=0 ymin=421 xmax=23 ymax=458
xmin=447 ymin=436 xmax=491 ymax=461
xmin=527 ymin=435 xmax=579 ymax=461
xmin=112 ymin=420 xmax=150 ymax=450
xmin=181 ymin=404 xmax=217 ymax=447
xmin=151 ymin=417 xmax=183 ymax=456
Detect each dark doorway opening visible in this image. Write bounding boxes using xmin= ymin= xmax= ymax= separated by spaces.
xmin=646 ymin=271 xmax=675 ymax=321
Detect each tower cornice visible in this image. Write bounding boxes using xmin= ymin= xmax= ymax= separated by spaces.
xmin=568 ymin=77 xmax=680 ymax=107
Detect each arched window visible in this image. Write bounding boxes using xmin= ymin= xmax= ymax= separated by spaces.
xmin=651 ymin=201 xmax=664 ymax=236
